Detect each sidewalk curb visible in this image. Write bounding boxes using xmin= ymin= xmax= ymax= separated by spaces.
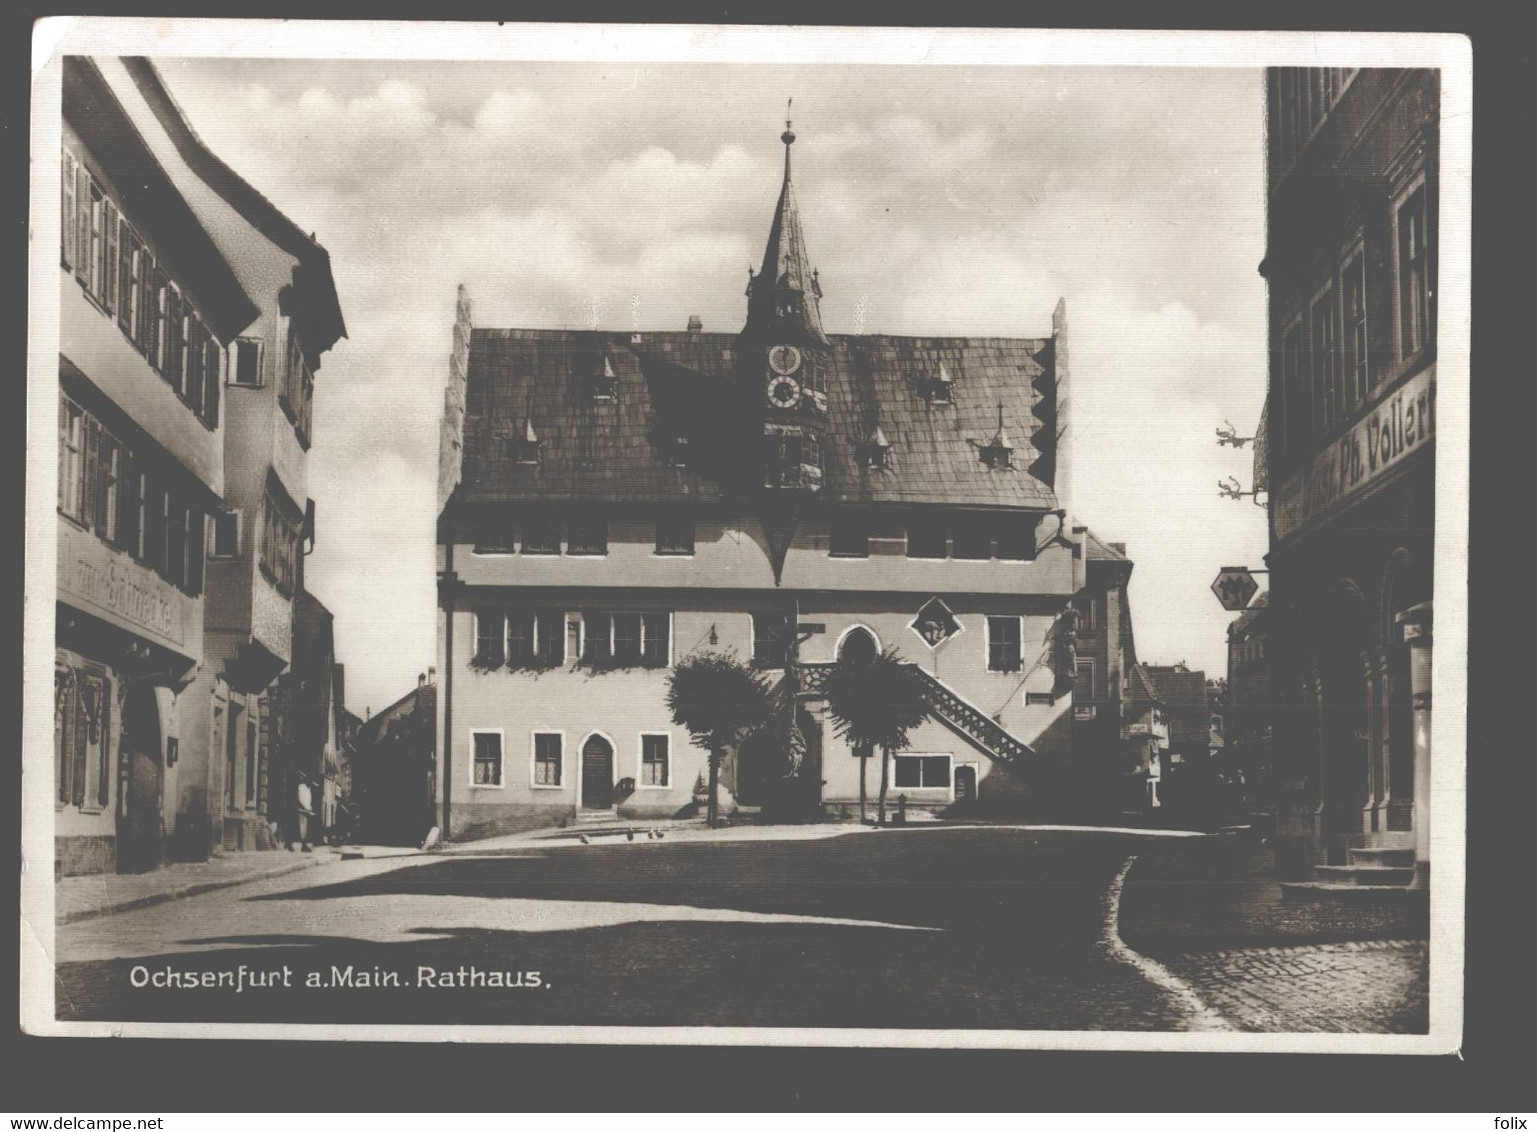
xmin=59 ymin=854 xmax=336 ymax=926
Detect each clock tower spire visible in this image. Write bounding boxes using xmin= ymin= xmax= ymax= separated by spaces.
xmin=744 ymin=102 xmax=830 ymax=347
xmin=739 ymin=106 xmax=833 ymax=582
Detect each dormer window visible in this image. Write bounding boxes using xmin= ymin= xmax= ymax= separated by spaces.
xmin=920 ymin=362 xmax=954 ymax=404
xmin=861 ymin=426 xmax=893 ymax=471
xmin=664 ymin=435 xmax=691 ymax=468
xmin=512 ymin=417 xmax=541 ymax=465
xmin=587 ymin=353 xmax=618 ymax=402
xmin=979 ymin=403 xmax=1015 ymax=469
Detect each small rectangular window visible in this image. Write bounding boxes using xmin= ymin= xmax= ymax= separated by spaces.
xmin=829 ymin=517 xmax=869 ymax=558
xmin=641 ymin=612 xmax=669 ymax=667
xmin=567 ymin=516 xmax=608 ymax=556
xmin=752 ymin=612 xmax=791 ymax=669
xmin=907 ymin=519 xmax=947 ymax=559
xmin=1282 ymin=319 xmax=1307 ymax=455
xmin=613 ymin=612 xmax=642 ymax=665
xmin=520 ymin=514 xmax=561 ymax=555
xmin=1309 ymin=283 xmax=1338 ymax=433
xmin=655 ymin=517 xmax=695 ymax=556
xmin=473 ymin=731 xmax=503 ymax=787
xmin=987 ymin=616 xmax=1022 ymax=673
xmin=507 ymin=609 xmax=534 ymax=666
xmin=641 ymin=734 xmax=670 ymax=787
xmin=952 ymin=518 xmax=993 ymax=561
xmin=583 ymin=612 xmax=612 ymax=665
xmin=1342 ymin=251 xmax=1369 ymax=404
xmin=536 ymin=610 xmax=565 ymax=665
xmin=1397 ymin=186 xmax=1431 ymax=359
xmin=475 ymin=611 xmax=506 ymax=666
xmin=533 ymin=732 xmax=562 ymax=786
xmin=894 ymin=755 xmax=951 ymax=789
xmin=212 ymin=510 xmax=241 ymax=558
xmin=230 ymin=338 xmax=263 ymax=387
xmin=996 ymin=518 xmax=1033 ymax=561
xmin=1075 ymin=659 xmax=1096 ymax=701
xmin=58 ymin=397 xmax=86 ymax=522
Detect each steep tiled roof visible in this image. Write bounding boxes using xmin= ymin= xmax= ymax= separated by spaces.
xmin=458 ymin=328 xmax=1058 ymax=509
xmin=1127 ymin=661 xmax=1160 ymax=706
xmin=1144 ymin=665 xmax=1210 ymax=747
xmin=1083 ymin=527 xmax=1129 ymax=562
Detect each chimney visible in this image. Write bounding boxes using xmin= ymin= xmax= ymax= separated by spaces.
xmin=418 ymin=672 xmax=426 ymax=688
xmin=427 ymin=666 xmax=436 ymax=685
xmin=686 ymin=315 xmax=702 ymax=333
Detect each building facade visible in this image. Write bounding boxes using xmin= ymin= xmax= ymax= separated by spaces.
xmin=111 ymin=57 xmax=346 ymax=858
xmin=434 ymin=121 xmax=1089 ymax=840
xmin=352 ymin=678 xmax=438 ymax=847
xmin=1223 ymin=590 xmax=1274 ymax=801
xmin=1260 ymin=68 xmax=1437 ymax=885
xmin=54 ymin=56 xmax=345 ymax=874
xmin=1067 ymin=531 xmax=1166 ymax=813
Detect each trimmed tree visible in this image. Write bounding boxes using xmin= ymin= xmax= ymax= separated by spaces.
xmin=666 ymin=651 xmax=775 ymax=829
xmin=822 ymin=647 xmax=930 ymax=826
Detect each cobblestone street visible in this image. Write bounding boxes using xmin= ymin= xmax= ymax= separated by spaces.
xmin=1161 ymin=940 xmax=1429 ymax=1034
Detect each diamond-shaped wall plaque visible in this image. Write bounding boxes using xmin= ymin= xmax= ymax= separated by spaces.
xmin=909 ymin=596 xmax=962 ymax=650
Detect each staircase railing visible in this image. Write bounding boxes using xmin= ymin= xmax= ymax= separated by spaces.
xmin=795 ymin=662 xmax=1035 ymax=766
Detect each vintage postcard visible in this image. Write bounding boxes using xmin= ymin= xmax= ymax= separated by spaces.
xmin=22 ymin=20 xmax=1469 ymax=1051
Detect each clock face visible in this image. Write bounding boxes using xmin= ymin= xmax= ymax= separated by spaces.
xmin=767 ymin=344 xmax=802 ymax=376
xmin=767 ymin=375 xmax=801 ymax=409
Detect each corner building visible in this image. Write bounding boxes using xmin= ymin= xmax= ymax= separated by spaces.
xmin=435 ymin=122 xmax=1087 ymax=839
xmin=1260 ymin=69 xmax=1438 ymax=885
xmin=55 ymin=57 xmax=255 ymax=873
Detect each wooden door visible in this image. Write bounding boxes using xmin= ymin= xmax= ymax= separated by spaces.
xmin=117 ymin=683 xmax=162 ymax=874
xmin=581 ymin=734 xmax=614 ymax=809
xmin=954 ymin=764 xmax=977 ymax=804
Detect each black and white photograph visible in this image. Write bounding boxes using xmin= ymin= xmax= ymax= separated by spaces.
xmin=21 ymin=20 xmax=1469 ymax=1051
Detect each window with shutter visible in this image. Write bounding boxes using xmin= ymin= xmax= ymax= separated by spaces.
xmin=117 ymin=225 xmax=138 ymax=336
xmin=186 ymin=508 xmax=205 ymax=596
xmin=58 ymin=397 xmax=85 ymax=521
xmin=116 ymin=449 xmax=138 ymax=553
xmin=74 ymin=162 xmax=91 ymax=286
xmin=203 ymin=333 xmax=221 ymax=426
xmin=96 ymin=430 xmax=120 ymax=543
xmin=96 ymin=676 xmax=112 ymax=809
xmin=185 ymin=317 xmax=206 ymax=417
xmin=102 ymin=199 xmax=119 ymax=313
xmin=81 ymin=417 xmax=100 ymax=534
xmin=61 ymin=151 xmax=78 ymax=268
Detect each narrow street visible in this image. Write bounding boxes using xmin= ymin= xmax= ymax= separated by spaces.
xmin=57 ymin=826 xmax=1213 ymax=1031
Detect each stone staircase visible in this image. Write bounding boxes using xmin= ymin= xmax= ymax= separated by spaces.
xmin=796 ymin=662 xmax=1035 ymax=767
xmin=1281 ymin=847 xmax=1420 ymax=903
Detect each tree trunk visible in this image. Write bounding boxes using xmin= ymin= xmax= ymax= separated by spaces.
xmin=859 ymin=752 xmax=868 ymax=824
xmin=877 ymin=744 xmax=890 ymax=827
xmin=707 ymin=749 xmax=719 ymax=830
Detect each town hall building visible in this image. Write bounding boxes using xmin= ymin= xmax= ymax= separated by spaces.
xmin=433 ymin=119 xmax=1096 ymax=839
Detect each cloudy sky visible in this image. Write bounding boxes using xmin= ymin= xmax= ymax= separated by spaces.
xmin=154 ymin=57 xmax=1269 ymax=717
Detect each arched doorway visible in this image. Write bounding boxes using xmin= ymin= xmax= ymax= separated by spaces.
xmin=117 ymin=682 xmax=162 ymax=874
xmin=838 ymin=626 xmax=878 ymax=664
xmin=580 ymin=733 xmax=614 ymax=810
xmin=953 ymin=764 xmax=978 ymax=805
